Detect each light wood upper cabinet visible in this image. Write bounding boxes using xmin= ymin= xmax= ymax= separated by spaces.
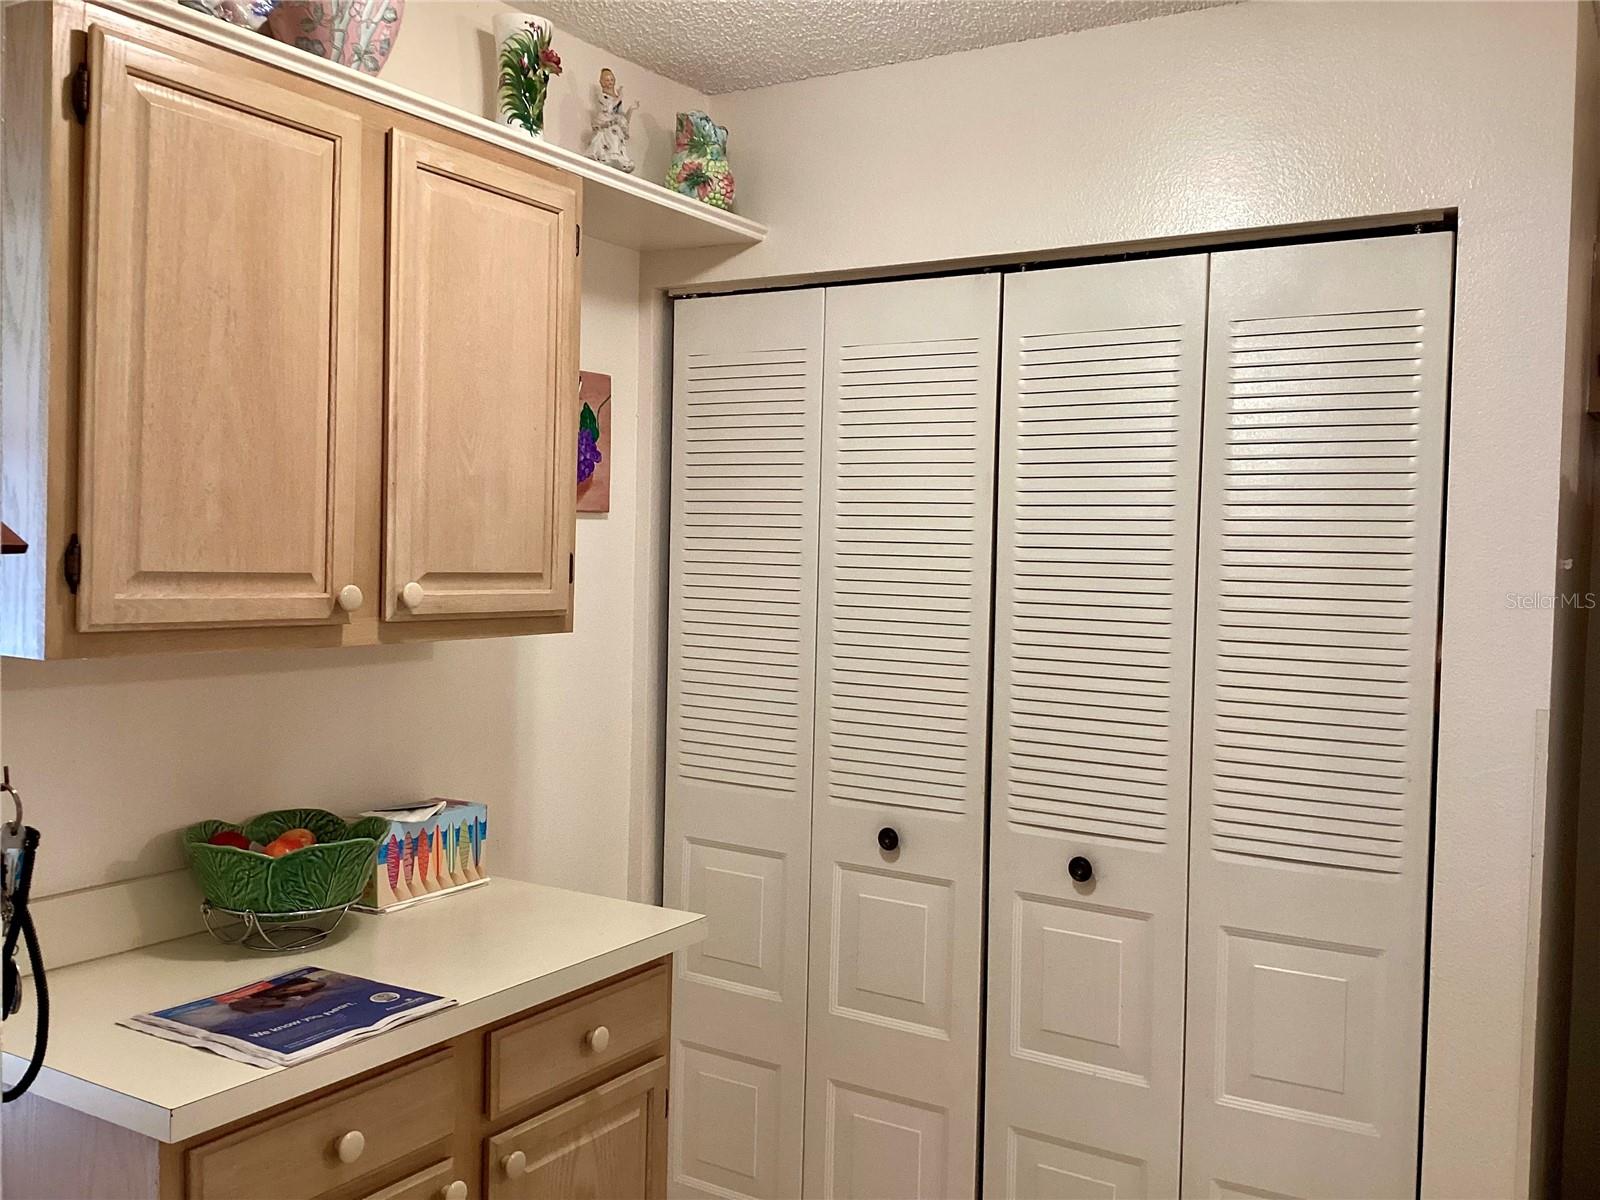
xmin=384 ymin=131 xmax=578 ymax=622
xmin=77 ymin=27 xmax=363 ymax=632
xmin=0 ymin=5 xmax=581 ymax=658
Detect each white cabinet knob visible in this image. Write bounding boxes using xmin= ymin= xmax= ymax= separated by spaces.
xmin=400 ymin=581 xmax=425 ymax=610
xmin=441 ymin=1182 xmax=467 ymax=1200
xmin=335 ymin=1129 xmax=365 ymax=1164
xmin=337 ymin=584 xmax=363 ymax=612
xmin=586 ymin=1025 xmax=611 ymax=1053
xmin=502 ymin=1150 xmax=528 ymax=1178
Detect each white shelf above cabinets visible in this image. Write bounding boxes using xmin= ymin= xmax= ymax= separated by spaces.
xmin=102 ymin=0 xmax=768 ymax=252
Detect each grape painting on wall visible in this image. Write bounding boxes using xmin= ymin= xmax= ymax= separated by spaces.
xmin=577 ymin=370 xmax=612 ymax=513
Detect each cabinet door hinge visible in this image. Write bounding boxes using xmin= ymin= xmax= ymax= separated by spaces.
xmin=63 ymin=534 xmax=81 ymax=594
xmin=569 ymin=552 xmax=574 ymax=584
xmin=576 ymin=224 xmax=582 ymax=256
xmin=70 ymin=62 xmax=90 ymax=124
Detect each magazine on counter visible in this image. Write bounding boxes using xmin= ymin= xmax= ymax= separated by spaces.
xmin=120 ymin=965 xmax=455 ymax=1068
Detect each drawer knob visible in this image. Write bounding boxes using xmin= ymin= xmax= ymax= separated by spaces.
xmin=334 ymin=1130 xmax=365 ymax=1164
xmin=441 ymin=1182 xmax=467 ymax=1200
xmin=337 ymin=584 xmax=364 ymax=612
xmin=585 ymin=1024 xmax=611 ymax=1053
xmin=502 ymin=1149 xmax=528 ymax=1178
xmin=401 ymin=581 xmax=425 ymax=610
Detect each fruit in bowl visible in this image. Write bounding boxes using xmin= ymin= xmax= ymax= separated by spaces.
xmin=183 ymin=808 xmax=389 ymax=915
xmin=263 ymin=827 xmax=317 ymax=857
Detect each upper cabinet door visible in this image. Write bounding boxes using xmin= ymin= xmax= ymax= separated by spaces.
xmin=384 ymin=130 xmax=579 ymax=621
xmin=78 ymin=27 xmax=363 ymax=631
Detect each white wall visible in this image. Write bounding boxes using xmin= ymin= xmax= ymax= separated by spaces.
xmin=632 ymin=3 xmax=1595 ymax=1194
xmin=378 ymin=0 xmax=704 ymax=904
xmin=1 ymin=3 xmax=707 ymax=907
xmin=382 ymin=0 xmax=711 ymax=188
xmin=3 ymin=233 xmax=648 ymax=900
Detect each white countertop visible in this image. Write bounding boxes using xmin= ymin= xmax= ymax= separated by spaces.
xmin=1 ymin=880 xmax=703 ymax=1143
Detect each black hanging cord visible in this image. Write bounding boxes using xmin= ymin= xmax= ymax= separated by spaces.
xmin=3 ymin=825 xmax=48 ymax=1103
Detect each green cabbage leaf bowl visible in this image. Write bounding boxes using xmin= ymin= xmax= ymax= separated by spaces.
xmin=182 ymin=808 xmax=389 ymax=915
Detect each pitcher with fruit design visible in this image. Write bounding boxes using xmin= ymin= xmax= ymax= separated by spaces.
xmin=666 ymin=111 xmax=735 ymax=211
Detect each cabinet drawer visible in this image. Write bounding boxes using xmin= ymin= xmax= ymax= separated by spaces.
xmin=186 ymin=1052 xmax=455 ymax=1200
xmin=360 ymin=1158 xmax=465 ymax=1200
xmin=487 ymin=966 xmax=669 ymax=1117
xmin=486 ymin=1058 xmax=667 ymax=1200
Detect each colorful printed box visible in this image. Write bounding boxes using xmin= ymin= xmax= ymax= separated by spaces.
xmin=355 ymin=799 xmax=488 ymax=912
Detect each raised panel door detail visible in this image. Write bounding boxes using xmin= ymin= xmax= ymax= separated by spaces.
xmin=805 ymin=275 xmax=998 ymax=1200
xmin=675 ymin=1043 xmax=783 ymax=1198
xmin=1218 ymin=930 xmax=1380 ymax=1132
xmin=1183 ymin=233 xmax=1451 ymax=1199
xmin=823 ymin=1083 xmax=948 ymax=1200
xmin=385 ymin=131 xmax=576 ymax=620
xmin=681 ymin=839 xmax=787 ymax=1000
xmin=78 ymin=28 xmax=361 ymax=630
xmin=667 ymin=291 xmax=825 ymax=1199
xmin=1210 ymin=1182 xmax=1299 ymax=1200
xmin=1013 ymin=894 xmax=1152 ymax=1083
xmin=1005 ymin=1130 xmax=1148 ymax=1200
xmin=831 ymin=865 xmax=951 ymax=1036
xmin=986 ymin=256 xmax=1207 ymax=1200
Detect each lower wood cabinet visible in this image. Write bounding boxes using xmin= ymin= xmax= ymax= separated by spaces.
xmin=361 ymin=1160 xmax=466 ymax=1200
xmin=185 ymin=1053 xmax=457 ymax=1200
xmin=3 ymin=961 xmax=670 ymax=1200
xmin=486 ymin=1059 xmax=667 ymax=1200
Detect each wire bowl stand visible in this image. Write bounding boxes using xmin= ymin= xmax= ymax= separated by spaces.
xmin=200 ymin=900 xmax=355 ymax=952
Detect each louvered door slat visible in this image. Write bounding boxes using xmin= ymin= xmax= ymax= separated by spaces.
xmin=804 ymin=275 xmax=997 ymax=1200
xmin=665 ymin=291 xmax=822 ymax=1200
xmin=983 ymin=256 xmax=1206 ymax=1199
xmin=1182 ymin=233 xmax=1452 ymax=1199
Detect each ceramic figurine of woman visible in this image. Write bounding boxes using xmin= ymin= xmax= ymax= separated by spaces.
xmin=587 ymin=68 xmax=639 ymax=173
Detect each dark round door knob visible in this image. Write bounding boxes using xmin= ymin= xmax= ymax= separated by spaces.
xmin=1067 ymin=855 xmax=1093 ymax=883
xmin=877 ymin=827 xmax=900 ymax=853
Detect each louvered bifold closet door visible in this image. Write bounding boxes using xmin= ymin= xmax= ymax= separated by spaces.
xmin=665 ymin=291 xmax=824 ymax=1200
xmin=1182 ymin=233 xmax=1452 ymax=1199
xmin=985 ymin=256 xmax=1207 ymax=1199
xmin=803 ymin=275 xmax=999 ymax=1200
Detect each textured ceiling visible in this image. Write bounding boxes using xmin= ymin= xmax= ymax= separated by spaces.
xmin=535 ymin=1 xmax=1232 ymax=95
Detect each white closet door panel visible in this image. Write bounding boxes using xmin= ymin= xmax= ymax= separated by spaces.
xmin=804 ymin=274 xmax=999 ymax=1200
xmin=985 ymin=256 xmax=1208 ymax=1200
xmin=667 ymin=290 xmax=824 ymax=1200
xmin=1183 ymin=233 xmax=1452 ymax=1199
